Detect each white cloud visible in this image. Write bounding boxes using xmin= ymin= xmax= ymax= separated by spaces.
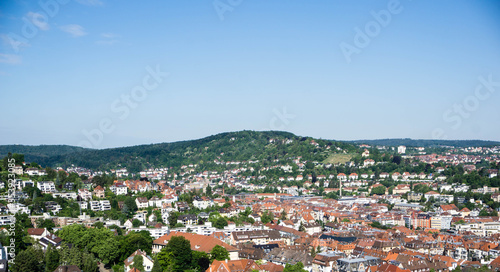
xmin=76 ymin=0 xmax=104 ymax=6
xmin=101 ymin=32 xmax=119 ymax=38
xmin=26 ymin=12 xmax=50 ymax=31
xmin=60 ymin=24 xmax=87 ymax=37
xmin=0 ymin=54 xmax=22 ymax=65
xmin=96 ymin=32 xmax=119 ymax=45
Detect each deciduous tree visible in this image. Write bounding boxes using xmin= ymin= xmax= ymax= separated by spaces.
xmin=131 ymin=255 xmax=144 ymax=272
xmin=210 ymin=245 xmax=229 ymax=261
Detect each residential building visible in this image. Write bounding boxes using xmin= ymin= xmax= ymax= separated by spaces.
xmin=124 ymin=249 xmax=154 ymax=272
xmin=78 ymin=189 xmax=92 ymax=201
xmin=93 ymin=185 xmax=105 ymax=198
xmin=37 ymin=181 xmax=56 ymax=193
xmin=153 ymin=231 xmax=239 ymax=260
xmin=136 ymin=197 xmax=149 ymax=209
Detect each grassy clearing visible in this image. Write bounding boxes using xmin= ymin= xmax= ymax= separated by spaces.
xmin=323 ymin=153 xmax=354 ymax=164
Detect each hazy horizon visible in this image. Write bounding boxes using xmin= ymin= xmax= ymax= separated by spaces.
xmin=1 ymin=130 xmax=499 ymax=150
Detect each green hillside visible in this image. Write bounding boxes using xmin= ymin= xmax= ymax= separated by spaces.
xmin=6 ymin=131 xmax=356 ymax=171
xmin=3 ymin=132 xmax=499 ymax=173
xmin=0 ymin=145 xmax=91 ymax=163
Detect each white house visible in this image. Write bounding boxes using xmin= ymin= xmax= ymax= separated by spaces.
xmin=124 ymin=249 xmax=154 ymax=272
xmin=13 ymin=166 xmax=23 ymax=175
xmin=52 ymin=192 xmax=77 ymax=200
xmin=379 ymin=172 xmax=389 ymax=179
xmin=337 ymin=173 xmax=347 ymax=181
xmin=77 ymin=201 xmax=88 ymax=210
xmin=78 ymin=189 xmax=93 ymax=201
xmin=135 ymin=197 xmax=149 ymax=209
xmin=110 ymin=184 xmax=128 ymax=195
xmin=193 ymin=196 xmax=212 ymax=209
xmin=16 ymin=179 xmax=34 ymax=190
xmin=7 ymin=203 xmax=30 ymax=214
xmin=27 ymin=228 xmax=49 ymax=241
xmin=148 ymin=196 xmax=163 ymax=207
xmin=124 ymin=219 xmax=134 ymax=229
xmin=348 ymin=173 xmax=358 ymax=181
xmin=133 ymin=212 xmax=147 ymax=224
xmin=26 ymin=168 xmax=47 ymax=176
xmin=37 ymin=181 xmax=56 ymax=193
xmin=363 ymin=159 xmax=375 ymax=167
xmin=89 ymin=200 xmax=111 ymax=211
xmin=100 ymin=200 xmax=111 ymax=211
xmin=90 ymin=201 xmax=101 ymax=211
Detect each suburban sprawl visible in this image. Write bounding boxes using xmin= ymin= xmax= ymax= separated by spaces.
xmin=1 ymin=131 xmax=500 ymax=272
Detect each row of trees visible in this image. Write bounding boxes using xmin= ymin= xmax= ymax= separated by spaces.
xmin=56 ymin=223 xmax=154 ymax=265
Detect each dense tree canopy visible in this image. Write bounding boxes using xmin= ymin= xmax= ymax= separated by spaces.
xmin=157 ymin=236 xmax=193 ymax=272
xmin=210 ymin=245 xmax=229 ymax=261
xmin=283 ymin=262 xmax=307 ymax=272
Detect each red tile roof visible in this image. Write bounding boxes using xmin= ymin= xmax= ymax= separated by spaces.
xmin=154 ymin=231 xmax=238 ymax=253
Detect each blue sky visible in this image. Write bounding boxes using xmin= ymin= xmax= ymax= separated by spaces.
xmin=1 ymin=0 xmax=499 ymax=148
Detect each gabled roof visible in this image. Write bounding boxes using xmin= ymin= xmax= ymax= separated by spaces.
xmin=154 ymin=231 xmax=238 ymax=253
xmin=124 ymin=249 xmax=153 ymax=267
xmin=259 ymin=262 xmax=284 ymax=272
xmin=54 ymin=265 xmax=82 ymax=272
xmin=376 ymin=263 xmax=411 ymax=272
xmin=440 ymin=204 xmax=458 ymax=211
xmin=206 ymin=259 xmax=261 ymax=272
xmin=27 ymin=228 xmax=46 ymax=236
xmin=490 ymin=255 xmax=500 ymax=269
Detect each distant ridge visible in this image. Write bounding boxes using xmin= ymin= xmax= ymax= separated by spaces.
xmin=347 ymin=138 xmax=500 ymax=148
xmin=0 ymin=144 xmax=91 ymax=163
xmin=1 ymin=132 xmax=499 ymax=170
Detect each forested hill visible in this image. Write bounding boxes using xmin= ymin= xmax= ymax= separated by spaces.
xmin=348 ymin=138 xmax=500 ymax=148
xmin=0 ymin=145 xmax=90 ymax=163
xmin=1 ymin=131 xmax=357 ymax=172
xmin=3 ymin=132 xmax=500 ymax=172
